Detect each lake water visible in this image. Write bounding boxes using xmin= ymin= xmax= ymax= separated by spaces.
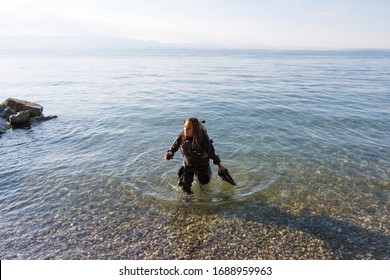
xmin=0 ymin=49 xmax=389 ymax=259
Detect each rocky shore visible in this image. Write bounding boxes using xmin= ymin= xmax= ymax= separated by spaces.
xmin=0 ymin=98 xmax=56 ymax=133
xmin=2 ymin=195 xmax=388 ymax=260
xmin=101 ymin=202 xmax=390 ymax=260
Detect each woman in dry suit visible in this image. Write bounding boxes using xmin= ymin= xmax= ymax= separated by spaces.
xmin=164 ymin=118 xmax=225 ymax=194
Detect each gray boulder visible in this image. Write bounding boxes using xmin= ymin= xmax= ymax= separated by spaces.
xmin=0 ymin=104 xmax=16 ymax=119
xmin=0 ymin=118 xmax=10 ymax=133
xmin=1 ymin=98 xmax=56 ymax=133
xmin=9 ymin=110 xmax=30 ymax=125
xmin=4 ymin=98 xmax=43 ymax=117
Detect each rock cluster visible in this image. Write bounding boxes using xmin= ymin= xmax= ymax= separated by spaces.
xmin=0 ymin=98 xmax=55 ymax=133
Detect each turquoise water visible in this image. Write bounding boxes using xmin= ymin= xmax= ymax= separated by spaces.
xmin=0 ymin=49 xmax=389 ymax=259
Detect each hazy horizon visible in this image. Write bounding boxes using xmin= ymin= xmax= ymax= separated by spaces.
xmin=1 ymin=0 xmax=390 ymax=50
xmin=1 ymin=35 xmax=390 ymax=51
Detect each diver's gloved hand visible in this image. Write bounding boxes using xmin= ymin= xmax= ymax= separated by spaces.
xmin=218 ymin=163 xmax=225 ymax=173
xmin=164 ymin=151 xmax=173 ymax=160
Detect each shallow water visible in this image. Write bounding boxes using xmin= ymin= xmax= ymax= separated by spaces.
xmin=0 ymin=49 xmax=389 ymax=259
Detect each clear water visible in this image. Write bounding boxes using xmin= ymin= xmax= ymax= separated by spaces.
xmin=0 ymin=49 xmax=389 ymax=259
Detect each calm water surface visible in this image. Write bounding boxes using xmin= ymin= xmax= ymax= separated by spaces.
xmin=0 ymin=49 xmax=389 ymax=259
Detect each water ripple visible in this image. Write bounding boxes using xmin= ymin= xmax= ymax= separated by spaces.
xmin=1 ymin=49 xmax=389 ymax=259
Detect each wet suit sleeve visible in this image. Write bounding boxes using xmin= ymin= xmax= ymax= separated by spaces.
xmin=167 ymin=132 xmax=183 ymax=157
xmin=208 ymin=138 xmax=221 ymax=165
xmin=201 ymin=130 xmax=221 ymax=165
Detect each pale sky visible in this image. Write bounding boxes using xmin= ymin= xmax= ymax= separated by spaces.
xmin=0 ymin=0 xmax=389 ymax=49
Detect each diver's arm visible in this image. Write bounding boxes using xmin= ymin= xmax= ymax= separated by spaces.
xmin=208 ymin=138 xmax=225 ymax=172
xmin=164 ymin=133 xmax=183 ymax=160
xmin=209 ymin=139 xmax=222 ymax=165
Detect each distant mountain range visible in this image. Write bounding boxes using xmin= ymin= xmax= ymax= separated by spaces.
xmin=2 ymin=35 xmax=385 ymax=51
xmin=0 ymin=35 xmax=277 ymax=50
xmin=0 ymin=35 xmax=175 ymax=49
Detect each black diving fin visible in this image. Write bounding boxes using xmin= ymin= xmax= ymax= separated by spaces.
xmin=218 ymin=168 xmax=236 ymax=185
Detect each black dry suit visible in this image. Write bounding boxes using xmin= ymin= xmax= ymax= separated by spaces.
xmin=167 ymin=128 xmax=221 ymax=193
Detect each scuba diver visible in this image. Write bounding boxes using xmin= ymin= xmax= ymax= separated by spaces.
xmin=164 ymin=118 xmax=235 ymax=194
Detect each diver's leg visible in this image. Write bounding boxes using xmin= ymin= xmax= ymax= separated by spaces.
xmin=197 ymin=164 xmax=212 ymax=185
xmin=178 ymin=165 xmax=194 ymax=194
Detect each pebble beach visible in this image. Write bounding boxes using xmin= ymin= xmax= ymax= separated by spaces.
xmin=3 ymin=185 xmax=389 ymax=260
